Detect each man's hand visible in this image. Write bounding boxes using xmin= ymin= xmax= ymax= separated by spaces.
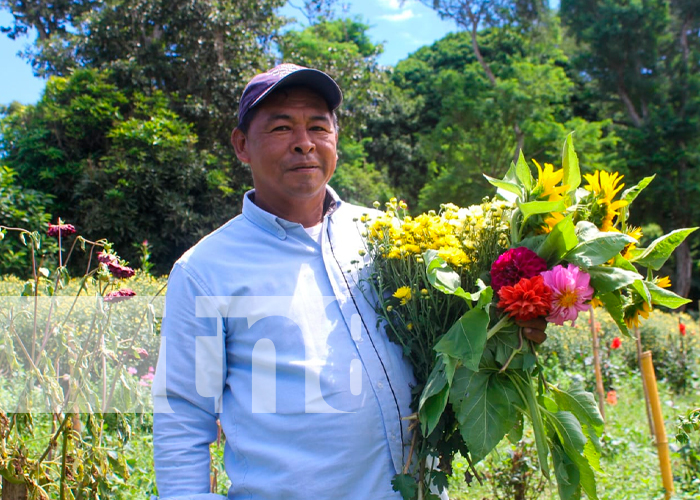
xmin=515 ymin=317 xmax=548 ymax=344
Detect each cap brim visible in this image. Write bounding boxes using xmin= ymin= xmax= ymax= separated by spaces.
xmin=250 ymin=68 xmax=343 ymax=112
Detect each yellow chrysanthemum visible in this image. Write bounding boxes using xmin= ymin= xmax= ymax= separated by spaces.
xmin=590 ymin=297 xmax=603 ymax=308
xmin=533 ymin=160 xmax=569 ymax=201
xmin=393 ymin=286 xmax=412 ymax=305
xmin=624 ymin=300 xmax=652 ymax=329
xmin=655 ymin=276 xmax=672 ymax=289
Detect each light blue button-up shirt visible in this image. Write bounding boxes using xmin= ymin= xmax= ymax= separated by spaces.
xmin=152 ymin=187 xmax=415 ymax=499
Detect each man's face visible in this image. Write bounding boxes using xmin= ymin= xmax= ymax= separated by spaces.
xmin=232 ymin=87 xmax=338 ymax=212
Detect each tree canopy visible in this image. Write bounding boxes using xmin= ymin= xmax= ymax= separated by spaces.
xmin=0 ymin=0 xmax=697 ymax=302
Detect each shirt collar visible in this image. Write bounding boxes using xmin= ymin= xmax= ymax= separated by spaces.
xmin=242 ymin=186 xmax=343 ymax=239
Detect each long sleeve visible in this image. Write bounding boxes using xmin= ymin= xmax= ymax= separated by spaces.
xmin=152 ymin=263 xmax=227 ymax=499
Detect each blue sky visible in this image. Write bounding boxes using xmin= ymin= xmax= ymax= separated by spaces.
xmin=0 ymin=1 xmax=458 ymax=106
xmin=0 ymin=1 xmax=559 ymax=106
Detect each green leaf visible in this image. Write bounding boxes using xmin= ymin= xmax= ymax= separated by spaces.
xmin=424 ymin=250 xmax=481 ymax=303
xmin=518 ymin=199 xmax=567 ymax=226
xmin=562 ymin=132 xmax=581 ymax=192
xmin=547 ymin=411 xmax=598 ymax=499
xmin=610 ymin=254 xmax=638 ymax=272
xmin=551 ymin=386 xmax=604 ymax=432
xmin=574 ymin=221 xmax=600 ymax=242
xmin=598 ymin=292 xmax=630 ymax=336
xmin=434 ymin=306 xmax=489 ymax=371
xmin=517 ymin=374 xmax=550 ymax=479
xmin=476 ymin=284 xmax=493 ymax=310
xmin=429 ymin=470 xmax=449 ymax=494
xmin=537 ymin=214 xmax=578 ymax=265
xmin=508 ymin=413 xmax=524 ymax=444
xmin=564 ymin=232 xmax=636 ymax=268
xmin=631 ymin=280 xmax=651 ymax=305
xmin=552 ymin=440 xmax=582 ymax=500
xmin=392 ymin=473 xmax=417 ymax=500
xmin=451 ymin=368 xmax=522 ymax=463
xmin=645 ymin=281 xmax=691 ymax=309
xmin=484 ymin=174 xmax=522 ymax=202
xmin=583 ymin=436 xmax=603 ymax=473
xmin=588 ymin=265 xmax=642 ymax=294
xmin=515 ymin=150 xmax=533 ymax=191
xmin=621 ymin=175 xmax=655 ymax=205
xmin=425 ymin=250 xmax=460 ymax=292
xmin=631 ymin=228 xmax=698 ymax=270
xmin=419 ymin=360 xmax=450 ymax=436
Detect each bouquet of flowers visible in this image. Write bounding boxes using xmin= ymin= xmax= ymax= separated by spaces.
xmin=361 ymin=135 xmax=697 ymax=500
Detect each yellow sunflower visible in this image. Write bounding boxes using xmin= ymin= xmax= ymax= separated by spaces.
xmin=624 ymin=300 xmax=652 ymax=329
xmin=533 ymin=160 xmax=570 ymax=201
xmin=620 ymin=226 xmax=643 ymax=260
xmin=583 ymin=170 xmax=628 ymax=231
xmin=655 ymin=276 xmax=672 ymax=289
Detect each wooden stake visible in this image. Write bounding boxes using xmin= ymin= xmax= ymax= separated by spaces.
xmin=589 ymin=308 xmax=605 ymax=420
xmin=640 ymin=351 xmax=674 ymax=499
xmin=2 ymin=477 xmax=27 ymax=500
xmin=636 ymin=325 xmax=655 ymax=438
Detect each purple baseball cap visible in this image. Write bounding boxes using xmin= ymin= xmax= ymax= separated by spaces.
xmin=237 ymin=63 xmax=343 ymax=128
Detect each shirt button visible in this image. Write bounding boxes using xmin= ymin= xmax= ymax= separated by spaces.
xmin=377 ymin=381 xmax=384 ymax=390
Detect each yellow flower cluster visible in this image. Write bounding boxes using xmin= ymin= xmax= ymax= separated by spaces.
xmin=366 ymin=198 xmax=512 ymax=271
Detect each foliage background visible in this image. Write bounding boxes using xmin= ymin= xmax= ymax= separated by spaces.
xmin=0 ymin=0 xmax=697 ymax=302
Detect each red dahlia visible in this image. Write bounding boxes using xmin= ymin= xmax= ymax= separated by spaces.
xmin=47 ymin=221 xmax=76 ymax=238
xmin=497 ymin=275 xmax=552 ymax=322
xmin=104 ymin=288 xmax=136 ymax=303
xmin=97 ymin=251 xmax=118 ymax=265
xmin=108 ymin=262 xmax=136 ymax=279
xmin=490 ymin=247 xmax=548 ymax=292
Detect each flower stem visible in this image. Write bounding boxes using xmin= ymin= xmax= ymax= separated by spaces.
xmin=486 ymin=315 xmax=512 ymax=340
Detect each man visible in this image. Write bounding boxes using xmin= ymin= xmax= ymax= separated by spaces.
xmin=152 ymin=64 xmax=416 ymax=499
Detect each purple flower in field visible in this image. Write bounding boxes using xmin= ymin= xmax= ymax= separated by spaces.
xmin=127 ymin=367 xmax=137 ymax=375
xmin=47 ymin=221 xmax=76 ymax=238
xmin=108 ymin=261 xmax=136 ymax=279
xmin=97 ymin=251 xmax=118 ymax=265
xmin=104 ymin=288 xmax=136 ymax=303
xmin=540 ymin=264 xmax=594 ymax=326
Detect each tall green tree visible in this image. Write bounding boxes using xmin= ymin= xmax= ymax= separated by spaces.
xmin=561 ymin=0 xmax=700 ymax=299
xmin=278 ymin=18 xmax=393 ymax=206
xmin=391 ymin=28 xmax=619 ymax=211
xmin=1 ymin=0 xmax=285 ymax=148
xmin=0 ymin=69 xmax=243 ymax=273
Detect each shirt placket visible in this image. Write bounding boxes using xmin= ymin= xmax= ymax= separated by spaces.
xmin=321 ymin=215 xmax=405 ymax=474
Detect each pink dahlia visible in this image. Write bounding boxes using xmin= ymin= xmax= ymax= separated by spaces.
xmin=540 ymin=264 xmax=594 ymax=326
xmin=490 ymin=247 xmax=548 ymax=292
xmin=104 ymin=288 xmax=136 ymax=303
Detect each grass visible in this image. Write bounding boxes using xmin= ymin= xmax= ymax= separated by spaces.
xmin=447 ymin=373 xmax=700 ymax=499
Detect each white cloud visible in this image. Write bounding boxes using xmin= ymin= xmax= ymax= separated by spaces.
xmin=380 ymin=9 xmax=417 ymax=21
xmin=378 ymin=0 xmax=403 ymax=9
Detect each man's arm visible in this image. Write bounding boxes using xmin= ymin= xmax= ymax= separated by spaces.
xmin=152 ymin=264 xmax=226 ymax=499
